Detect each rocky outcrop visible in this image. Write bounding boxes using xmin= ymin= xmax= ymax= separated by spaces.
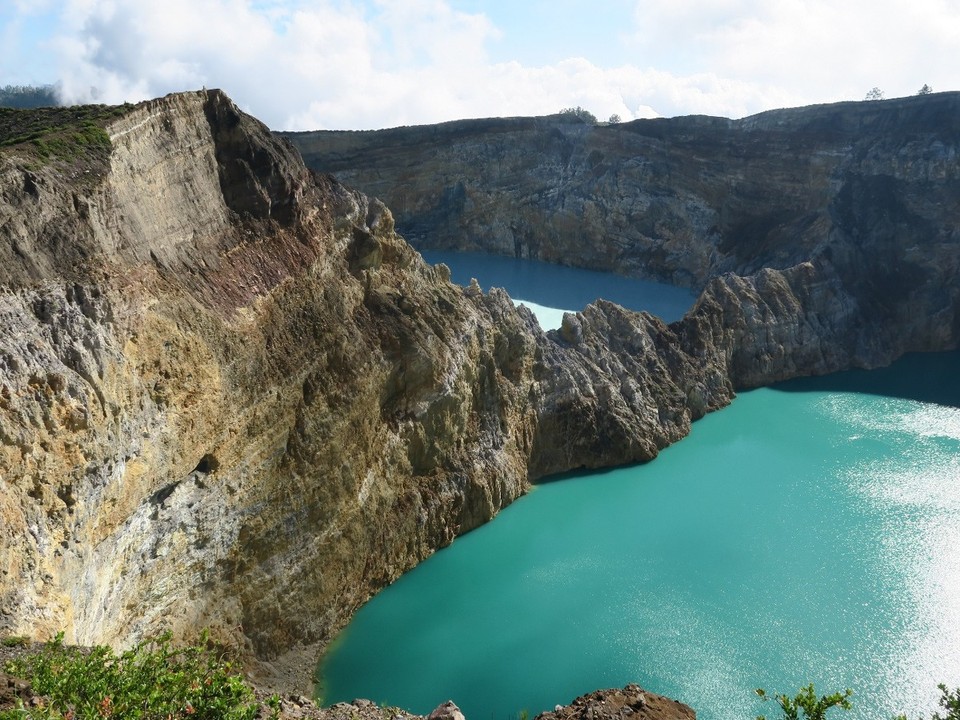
xmin=0 ymin=89 xmax=957 ymax=707
xmin=536 ymin=685 xmax=695 ymax=720
xmin=1 ymin=91 xmax=525 ymax=681
xmin=286 ymin=94 xmax=960 ymax=370
xmin=288 ymin=95 xmax=960 ymax=282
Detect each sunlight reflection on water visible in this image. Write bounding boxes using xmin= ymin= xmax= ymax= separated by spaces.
xmin=825 ymin=392 xmax=960 ymax=716
xmin=512 ymin=299 xmax=575 ymax=330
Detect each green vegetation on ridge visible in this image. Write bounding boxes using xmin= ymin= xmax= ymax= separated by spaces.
xmin=0 ymin=102 xmax=132 ymax=174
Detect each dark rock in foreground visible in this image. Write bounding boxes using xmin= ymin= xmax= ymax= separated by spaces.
xmin=536 ymin=685 xmax=695 ymax=720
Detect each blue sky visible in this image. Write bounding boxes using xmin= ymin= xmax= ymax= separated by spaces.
xmin=448 ymin=0 xmax=639 ymax=67
xmin=1 ymin=1 xmax=956 ymax=130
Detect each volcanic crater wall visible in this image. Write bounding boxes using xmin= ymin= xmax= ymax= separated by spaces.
xmin=287 ymin=94 xmax=960 ymax=327
xmin=0 ymin=90 xmax=957 ymax=694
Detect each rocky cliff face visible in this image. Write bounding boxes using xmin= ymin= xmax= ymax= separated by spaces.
xmin=288 ymin=96 xmax=960 ymax=282
xmin=0 ymin=90 xmax=714 ymax=694
xmin=287 ymin=94 xmax=960 ymax=371
xmin=1 ymin=90 xmax=957 ymax=703
xmin=0 ymin=91 xmax=537 ymax=685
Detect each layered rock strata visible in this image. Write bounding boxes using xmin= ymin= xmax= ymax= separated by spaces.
xmin=0 ymin=89 xmax=957 ymax=704
xmin=0 ymin=91 xmax=707 ymax=693
xmin=0 ymin=91 xmax=541 ymax=686
xmin=287 ymin=94 xmax=960 ymax=369
xmin=291 ymin=96 xmax=959 ymax=278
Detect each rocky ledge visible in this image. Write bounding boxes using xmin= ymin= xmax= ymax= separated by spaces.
xmin=0 ymin=90 xmax=957 ymax=711
xmin=263 ymin=685 xmax=696 ymax=720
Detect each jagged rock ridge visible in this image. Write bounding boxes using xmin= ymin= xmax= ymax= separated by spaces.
xmin=0 ymin=89 xmax=956 ymax=703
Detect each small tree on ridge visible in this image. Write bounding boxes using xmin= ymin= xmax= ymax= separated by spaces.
xmin=559 ymin=106 xmax=598 ymax=124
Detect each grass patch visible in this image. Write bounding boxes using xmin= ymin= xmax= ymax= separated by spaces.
xmin=0 ymin=102 xmax=133 ymax=178
xmin=1 ymin=631 xmax=278 ymax=720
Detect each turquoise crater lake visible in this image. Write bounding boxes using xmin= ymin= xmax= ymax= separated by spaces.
xmin=321 ymin=254 xmax=960 ymax=720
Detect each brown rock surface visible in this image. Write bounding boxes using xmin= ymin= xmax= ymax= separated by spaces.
xmin=536 ymin=684 xmax=695 ymax=720
xmin=0 ymin=671 xmax=32 ymax=713
xmin=0 ymin=91 xmax=725 ymax=697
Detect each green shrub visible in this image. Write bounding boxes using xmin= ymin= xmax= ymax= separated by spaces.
xmin=757 ymin=682 xmax=960 ymax=720
xmin=558 ymin=106 xmax=598 ymax=124
xmin=756 ymin=684 xmax=852 ymax=720
xmin=0 ymin=103 xmax=122 ymax=179
xmin=1 ymin=631 xmax=266 ymax=720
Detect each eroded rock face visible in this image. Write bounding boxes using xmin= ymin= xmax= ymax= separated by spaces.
xmin=0 ymin=91 xmax=715 ymax=694
xmin=293 ymin=98 xmax=956 ymax=282
xmin=0 ymin=90 xmax=957 ymax=703
xmin=0 ymin=91 xmax=540 ymax=688
xmin=288 ymin=93 xmax=960 ymax=372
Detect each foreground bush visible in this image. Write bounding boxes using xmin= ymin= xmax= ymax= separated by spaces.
xmin=755 ymin=684 xmax=852 ymax=720
xmin=1 ymin=631 xmax=275 ymax=720
xmin=757 ymin=683 xmax=960 ymax=720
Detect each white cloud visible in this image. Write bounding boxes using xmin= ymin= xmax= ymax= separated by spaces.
xmin=14 ymin=0 xmax=55 ymax=12
xmin=49 ymin=0 xmax=508 ymax=128
xmin=8 ymin=0 xmax=958 ymax=130
xmin=630 ymin=0 xmax=960 ymax=103
xmin=370 ymin=0 xmax=500 ymax=70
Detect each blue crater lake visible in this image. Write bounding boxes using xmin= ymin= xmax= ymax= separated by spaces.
xmin=321 ymin=253 xmax=960 ymax=720
xmin=419 ymin=250 xmax=698 ymax=327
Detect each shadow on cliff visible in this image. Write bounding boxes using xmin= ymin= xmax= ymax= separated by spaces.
xmin=771 ymin=349 xmax=960 ymax=408
xmin=532 ymin=463 xmax=642 ymax=487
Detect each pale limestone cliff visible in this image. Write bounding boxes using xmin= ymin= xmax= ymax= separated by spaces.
xmin=0 ymin=91 xmax=724 ymax=695
xmin=0 ymin=91 xmax=540 ymax=689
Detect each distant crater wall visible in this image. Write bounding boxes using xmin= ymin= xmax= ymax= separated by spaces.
xmin=285 ymin=93 xmax=960 ymax=298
